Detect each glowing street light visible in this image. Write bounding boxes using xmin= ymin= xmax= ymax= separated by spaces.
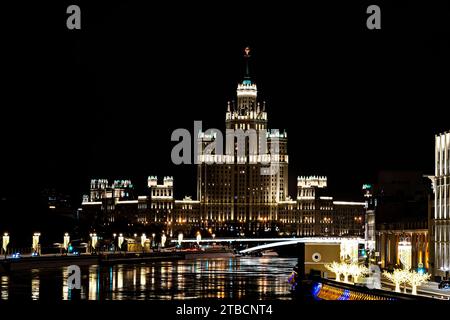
xmin=141 ymin=233 xmax=147 ymax=249
xmin=2 ymin=233 xmax=10 ymax=256
xmin=32 ymin=233 xmax=41 ymax=254
xmin=112 ymin=233 xmax=117 ymax=252
xmin=161 ymin=233 xmax=166 ymax=248
xmin=63 ymin=233 xmax=70 ymax=251
xmin=177 ymin=233 xmax=183 ymax=246
xmin=118 ymin=233 xmax=124 ymax=251
xmin=196 ymin=232 xmax=202 ymax=245
xmin=89 ymin=233 xmax=98 ymax=253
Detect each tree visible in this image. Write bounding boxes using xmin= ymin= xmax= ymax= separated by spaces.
xmin=325 ymin=262 xmax=343 ymax=282
xmin=341 ymin=263 xmax=351 ymax=283
xmin=406 ymin=271 xmax=431 ymax=295
xmin=349 ymin=263 xmax=368 ymax=283
xmin=383 ymin=269 xmax=409 ymax=293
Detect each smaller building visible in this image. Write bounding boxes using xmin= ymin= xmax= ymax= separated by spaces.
xmin=370 ymin=171 xmax=432 ymax=272
xmin=376 ymin=220 xmax=429 ymax=271
xmin=277 ymin=176 xmax=366 ymax=238
xmin=81 ymin=177 xmax=200 ymax=236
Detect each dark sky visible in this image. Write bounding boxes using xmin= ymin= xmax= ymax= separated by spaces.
xmin=2 ymin=1 xmax=450 ymax=211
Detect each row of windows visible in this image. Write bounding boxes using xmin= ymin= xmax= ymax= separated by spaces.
xmin=151 ymin=188 xmax=173 ymax=197
xmin=150 ymin=203 xmax=173 ymax=209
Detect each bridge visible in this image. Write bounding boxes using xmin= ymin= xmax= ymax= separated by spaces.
xmin=170 ymin=237 xmax=365 ymax=253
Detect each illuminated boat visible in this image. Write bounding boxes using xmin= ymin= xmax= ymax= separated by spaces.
xmin=294 ymin=277 xmax=436 ymax=301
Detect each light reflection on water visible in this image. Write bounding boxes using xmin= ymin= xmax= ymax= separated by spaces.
xmin=0 ymin=257 xmax=296 ymax=300
xmin=31 ymin=269 xmax=39 ymax=301
xmin=1 ymin=275 xmax=8 ymax=300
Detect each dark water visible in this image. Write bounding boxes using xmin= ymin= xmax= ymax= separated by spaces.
xmin=0 ymin=257 xmax=296 ymax=300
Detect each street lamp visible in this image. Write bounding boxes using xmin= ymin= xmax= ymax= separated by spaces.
xmin=2 ymin=233 xmax=9 ymax=257
xmin=118 ymin=233 xmax=124 ymax=252
xmin=63 ymin=233 xmax=70 ymax=252
xmin=141 ymin=233 xmax=147 ymax=252
xmin=32 ymin=233 xmax=41 ymax=255
xmin=196 ymin=232 xmax=201 ymax=245
xmin=90 ymin=233 xmax=98 ymax=253
xmin=152 ymin=233 xmax=156 ymax=248
xmin=177 ymin=232 xmax=183 ymax=247
xmin=112 ymin=233 xmax=117 ymax=252
xmin=161 ymin=233 xmax=166 ymax=248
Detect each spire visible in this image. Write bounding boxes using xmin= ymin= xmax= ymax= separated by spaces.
xmin=243 ymin=46 xmax=251 ymax=84
xmin=236 ymin=47 xmax=257 ymax=109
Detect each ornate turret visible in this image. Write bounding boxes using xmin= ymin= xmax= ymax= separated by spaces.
xmin=225 ymin=47 xmax=267 ymax=130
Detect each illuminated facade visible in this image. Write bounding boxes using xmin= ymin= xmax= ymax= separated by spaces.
xmin=363 ymin=184 xmax=376 ymax=251
xmin=82 ymin=177 xmax=199 ymax=236
xmin=369 ymin=171 xmax=431 ymax=272
xmin=279 ymin=177 xmax=365 ymax=237
xmin=376 ymin=221 xmax=429 ymax=271
xmin=431 ymin=131 xmax=450 ymax=278
xmin=197 ymin=50 xmax=288 ymax=233
xmin=81 ymin=50 xmax=366 ymax=238
xmin=82 ymin=175 xmax=365 ymax=238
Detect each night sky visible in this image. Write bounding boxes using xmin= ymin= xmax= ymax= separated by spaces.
xmin=2 ymin=1 xmax=450 ymax=218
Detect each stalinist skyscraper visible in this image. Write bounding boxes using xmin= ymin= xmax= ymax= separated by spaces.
xmin=82 ymin=48 xmax=366 ymax=239
xmin=197 ymin=48 xmax=289 ymax=234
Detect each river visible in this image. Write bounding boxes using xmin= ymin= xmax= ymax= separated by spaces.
xmin=0 ymin=257 xmax=296 ymax=301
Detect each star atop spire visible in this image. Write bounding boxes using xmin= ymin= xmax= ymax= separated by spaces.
xmin=243 ymin=46 xmax=252 ymax=84
xmin=244 ymin=46 xmax=251 ymax=57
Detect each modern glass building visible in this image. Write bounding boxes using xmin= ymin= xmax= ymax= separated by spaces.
xmin=432 ymin=131 xmax=450 ymax=279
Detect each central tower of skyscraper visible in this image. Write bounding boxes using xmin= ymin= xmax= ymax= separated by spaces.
xmin=197 ymin=48 xmax=289 ymax=235
xmin=226 ymin=47 xmax=267 ymax=131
